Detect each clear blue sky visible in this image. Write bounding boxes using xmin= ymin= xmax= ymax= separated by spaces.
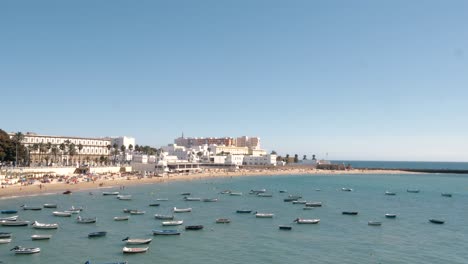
xmin=2 ymin=0 xmax=468 ymax=161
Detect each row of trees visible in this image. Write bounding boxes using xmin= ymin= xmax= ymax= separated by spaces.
xmin=271 ymin=150 xmax=316 ymax=164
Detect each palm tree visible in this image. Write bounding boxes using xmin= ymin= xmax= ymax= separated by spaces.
xmin=64 ymin=140 xmax=71 ymax=165
xmin=270 ymin=150 xmax=277 ymax=155
xmin=31 ymin=143 xmax=39 ymax=165
xmin=285 ymin=154 xmax=290 ymax=163
xmin=59 ymin=143 xmax=66 ymax=165
xmin=134 ymin=144 xmax=140 ymax=152
xmin=303 ymin=155 xmax=307 ymax=160
xmin=120 ymin=145 xmax=126 ymax=163
xmin=51 ymin=146 xmax=59 ymax=164
xmin=45 ymin=142 xmax=52 ymax=166
xmin=112 ymin=143 xmax=118 ymax=164
xmin=294 ymin=154 xmax=299 ymax=163
xmin=38 ymin=142 xmax=46 ymax=165
xmin=68 ymin=143 xmax=77 ymax=166
xmin=128 ymin=144 xmax=133 ymax=152
xmin=106 ymin=144 xmax=112 ymax=165
xmin=312 ymin=154 xmax=316 ymax=160
xmin=78 ymin=143 xmax=83 ymax=165
xmin=12 ymin=132 xmax=24 ymax=167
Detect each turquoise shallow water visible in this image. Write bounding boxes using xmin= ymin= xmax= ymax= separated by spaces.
xmin=1 ymin=173 xmax=467 ymax=264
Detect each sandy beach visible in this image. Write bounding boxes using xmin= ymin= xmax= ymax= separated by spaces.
xmin=0 ymin=167 xmax=417 ymax=199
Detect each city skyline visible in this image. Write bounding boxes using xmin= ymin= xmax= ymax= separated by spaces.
xmin=2 ymin=1 xmax=468 ymax=162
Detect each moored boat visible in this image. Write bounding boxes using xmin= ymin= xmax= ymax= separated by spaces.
xmin=32 ymin=221 xmax=58 ymax=229
xmin=283 ymin=198 xmax=297 ymax=202
xmin=254 ymin=212 xmax=274 ymax=218
xmin=162 ymin=220 xmax=183 ymax=226
xmin=229 ymin=192 xmax=243 ymax=196
xmin=85 ymin=261 xmax=127 ymax=264
xmin=53 ymin=211 xmax=72 ymax=217
xmin=368 ymin=221 xmax=382 ymax=226
xmin=0 ymin=215 xmax=19 ymax=221
xmin=10 ymin=246 xmax=40 ymax=254
xmin=43 ymin=204 xmax=57 ymax=208
xmin=341 ymin=188 xmax=353 ymax=192
xmin=0 ymin=238 xmax=12 ymax=244
xmin=31 ymin=234 xmax=52 ymax=240
xmin=21 ymin=205 xmax=42 ymax=211
xmin=129 ymin=210 xmax=145 ymax=215
xmin=407 ymin=189 xmax=420 ymax=193
xmin=152 ymin=229 xmax=180 ymax=236
xmin=183 ymin=197 xmax=201 ymax=201
xmin=1 ymin=220 xmax=30 ymax=226
xmin=156 ymin=198 xmax=169 ymax=201
xmin=114 ymin=216 xmax=129 ymax=221
xmin=122 ymin=246 xmax=148 ymax=254
xmin=236 ymin=210 xmax=252 ymax=214
xmin=88 ymin=231 xmax=107 ymax=238
xmin=292 ymin=200 xmax=307 ymax=204
xmin=385 ymin=214 xmax=397 ymax=218
xmin=305 ymin=202 xmax=322 ymax=207
xmin=257 ymin=193 xmax=273 ymax=197
xmin=0 ymin=232 xmax=12 ymax=238
xmin=122 ymin=237 xmax=152 ymax=245
xmin=342 ymin=211 xmax=358 ymax=215
xmin=441 ymin=193 xmax=452 ymax=197
xmin=288 ymin=194 xmax=302 ymax=199
xmin=249 ymin=189 xmax=267 ymax=194
xmin=215 ymin=218 xmax=230 ymax=223
xmin=294 ymin=218 xmax=320 ymax=224
xmin=202 ymin=198 xmax=218 ymax=202
xmin=154 ymin=214 xmax=174 ymax=220
xmin=117 ymin=195 xmax=132 ymax=200
xmin=102 ymin=191 xmax=120 ymax=196
xmin=181 ymin=192 xmax=191 ymax=196
xmin=429 ymin=219 xmax=445 ymax=224
xmin=149 ymin=203 xmax=160 ymax=207
xmin=63 ymin=190 xmax=72 ymax=195
xmin=76 ymin=216 xmax=97 ymax=224
xmin=1 ymin=210 xmax=18 ymax=214
xmin=385 ymin=191 xmax=396 ymax=196
xmin=122 ymin=209 xmax=137 ymax=213
xmin=185 ymin=225 xmax=203 ymax=230
xmin=278 ymin=225 xmax=292 ymax=230
xmin=173 ymin=207 xmax=192 ymax=213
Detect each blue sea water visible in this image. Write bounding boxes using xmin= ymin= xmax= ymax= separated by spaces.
xmin=333 ymin=160 xmax=468 ymax=170
xmin=0 ymin=173 xmax=467 ymax=264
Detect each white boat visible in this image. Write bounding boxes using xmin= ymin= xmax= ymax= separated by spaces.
xmin=0 ymin=220 xmax=30 ymax=226
xmin=0 ymin=232 xmax=12 ymax=238
xmin=114 ymin=216 xmax=130 ymax=221
xmin=76 ymin=216 xmax=97 ymax=224
xmin=122 ymin=237 xmax=152 ymax=245
xmin=292 ymin=200 xmax=307 ymax=204
xmin=0 ymin=215 xmax=19 ymax=221
xmin=162 ymin=220 xmax=183 ymax=226
xmin=10 ymin=246 xmax=40 ymax=254
xmin=385 ymin=191 xmax=396 ymax=196
xmin=0 ymin=238 xmax=12 ymax=244
xmin=156 ymin=198 xmax=169 ymax=201
xmin=102 ymin=191 xmax=120 ymax=195
xmin=254 ymin=212 xmax=274 ymax=218
xmin=123 ymin=246 xmax=148 ymax=254
xmin=32 ymin=221 xmax=58 ymax=229
xmin=368 ymin=221 xmax=382 ymax=226
xmin=216 ymin=218 xmax=231 ymax=223
xmin=173 ymin=207 xmax=192 ymax=213
xmin=31 ymin=234 xmax=52 ymax=240
xmin=117 ymin=195 xmax=132 ymax=200
xmin=385 ymin=214 xmax=397 ymax=218
xmin=21 ymin=205 xmax=42 ymax=211
xmin=229 ymin=192 xmax=243 ymax=196
xmin=249 ymin=189 xmax=267 ymax=194
xmin=341 ymin=188 xmax=353 ymax=192
xmin=202 ymin=198 xmax=218 ymax=202
xmin=129 ymin=210 xmax=145 ymax=215
xmin=183 ymin=197 xmax=201 ymax=201
xmin=123 ymin=209 xmax=137 ymax=213
xmin=53 ymin=211 xmax=72 ymax=217
xmin=43 ymin=204 xmax=57 ymax=208
xmin=154 ymin=214 xmax=174 ymax=220
xmin=305 ymin=202 xmax=322 ymax=207
xmin=257 ymin=193 xmax=273 ymax=197
xmin=294 ymin=218 xmax=320 ymax=224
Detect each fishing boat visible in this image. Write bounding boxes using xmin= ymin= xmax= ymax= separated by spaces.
xmin=305 ymin=202 xmax=322 ymax=207
xmin=181 ymin=192 xmax=191 ymax=196
xmin=185 ymin=225 xmax=203 ymax=230
xmin=278 ymin=225 xmax=292 ymax=230
xmin=173 ymin=207 xmax=192 ymax=213
xmin=53 ymin=211 xmax=72 ymax=217
xmin=117 ymin=195 xmax=132 ymax=200
xmin=0 ymin=220 xmax=30 ymax=226
xmin=76 ymin=216 xmax=97 ymax=224
xmin=122 ymin=246 xmax=148 ymax=254
xmin=102 ymin=191 xmax=120 ymax=196
xmin=43 ymin=204 xmax=57 ymax=208
xmin=122 ymin=237 xmax=152 ymax=245
xmin=31 ymin=234 xmax=52 ymax=240
xmin=341 ymin=188 xmax=353 ymax=192
xmin=0 ymin=215 xmax=19 ymax=221
xmin=202 ymin=198 xmax=218 ymax=202
xmin=148 ymin=203 xmax=160 ymax=207
xmin=114 ymin=216 xmax=129 ymax=221
xmin=0 ymin=232 xmax=12 ymax=238
xmin=368 ymin=221 xmax=382 ymax=226
xmin=254 ymin=212 xmax=274 ymax=218
xmin=385 ymin=214 xmax=397 ymax=218
xmin=88 ymin=231 xmax=107 ymax=238
xmin=429 ymin=219 xmax=445 ymax=224
xmin=21 ymin=205 xmax=42 ymax=211
xmin=441 ymin=193 xmax=452 ymax=197
xmin=183 ymin=197 xmax=201 ymax=201
xmin=216 ymin=218 xmax=231 ymax=223
xmin=229 ymin=192 xmax=243 ymax=196
xmin=32 ymin=221 xmax=58 ymax=229
xmin=407 ymin=189 xmax=420 ymax=193
xmin=342 ymin=211 xmax=358 ymax=215
xmin=152 ymin=229 xmax=180 ymax=236
xmin=129 ymin=210 xmax=145 ymax=215
xmin=294 ymin=218 xmax=320 ymax=224
xmin=0 ymin=238 xmax=12 ymax=244
xmin=162 ymin=220 xmax=183 ymax=226
xmin=257 ymin=193 xmax=273 ymax=197
xmin=236 ymin=210 xmax=252 ymax=214
xmin=1 ymin=210 xmax=18 ymax=214
xmin=154 ymin=214 xmax=174 ymax=220
xmin=292 ymin=200 xmax=307 ymax=204
xmin=63 ymin=190 xmax=72 ymax=195
xmin=10 ymin=246 xmax=41 ymax=254
xmin=385 ymin=191 xmax=396 ymax=196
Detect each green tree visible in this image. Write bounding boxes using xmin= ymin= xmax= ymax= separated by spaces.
xmin=78 ymin=143 xmax=83 ymax=165
xmin=51 ymin=146 xmax=59 ymax=164
xmin=0 ymin=129 xmax=17 ymax=163
xmin=285 ymin=154 xmax=290 ymax=163
xmin=12 ymin=132 xmax=25 ymax=167
xmin=112 ymin=143 xmax=118 ymax=164
xmin=106 ymin=144 xmax=112 ymax=165
xmin=120 ymin=145 xmax=126 ymax=163
xmin=68 ymin=143 xmax=77 ymax=165
xmin=294 ymin=154 xmax=299 ymax=163
xmin=59 ymin=143 xmax=66 ymax=165
xmin=303 ymin=155 xmax=307 ymax=160
xmin=128 ymin=144 xmax=133 ymax=152
xmin=271 ymin=150 xmax=277 ymax=155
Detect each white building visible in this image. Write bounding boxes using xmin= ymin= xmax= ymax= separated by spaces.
xmin=243 ymin=154 xmax=277 ymax=166
xmin=111 ymin=136 xmax=136 ymax=150
xmin=162 ymin=144 xmax=189 ymax=160
xmin=211 ymin=145 xmax=249 ymax=155
xmin=225 ymin=154 xmax=244 ymax=166
xmin=133 ymin=154 xmax=148 ymax=164
xmin=212 ymin=156 xmax=227 ymax=164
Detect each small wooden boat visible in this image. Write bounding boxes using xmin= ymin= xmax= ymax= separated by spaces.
xmin=429 ymin=219 xmax=445 ymax=224
xmin=236 ymin=210 xmax=252 ymax=214
xmin=122 ymin=209 xmax=137 ymax=213
xmin=88 ymin=231 xmax=107 ymax=238
xmin=152 ymin=229 xmax=180 ymax=236
xmin=294 ymin=218 xmax=320 ymax=224
xmin=122 ymin=237 xmax=152 ymax=245
xmin=21 ymin=205 xmax=42 ymax=211
xmin=53 ymin=211 xmax=72 ymax=217
xmin=0 ymin=232 xmax=12 ymax=238
xmin=43 ymin=204 xmax=57 ymax=208
xmin=441 ymin=193 xmax=452 ymax=197
xmin=216 ymin=218 xmax=231 ymax=223
xmin=342 ymin=211 xmax=358 ymax=215
xmin=173 ymin=207 xmax=192 ymax=213
xmin=255 ymin=212 xmax=274 ymax=218
xmin=407 ymin=189 xmax=420 ymax=193
xmin=154 ymin=214 xmax=174 ymax=220
xmin=183 ymin=197 xmax=201 ymax=201
xmin=162 ymin=220 xmax=183 ymax=226
xmin=129 ymin=210 xmax=145 ymax=215
xmin=76 ymin=216 xmax=97 ymax=224
xmin=31 ymin=234 xmax=52 ymax=240
xmin=181 ymin=192 xmax=191 ymax=196
xmin=0 ymin=220 xmax=30 ymax=226
xmin=102 ymin=191 xmax=120 ymax=195
xmin=0 ymin=238 xmax=12 ymax=243
xmin=149 ymin=203 xmax=160 ymax=207
xmin=1 ymin=210 xmax=18 ymax=214
xmin=368 ymin=221 xmax=382 ymax=226
xmin=63 ymin=190 xmax=72 ymax=195
xmin=10 ymin=246 xmax=40 ymax=254
xmin=117 ymin=195 xmax=132 ymax=200
xmin=0 ymin=215 xmax=19 ymax=221
xmin=257 ymin=193 xmax=273 ymax=197
xmin=156 ymin=198 xmax=169 ymax=201
xmin=279 ymin=190 xmax=287 ymax=193
xmin=292 ymin=200 xmax=307 ymax=204
xmin=385 ymin=191 xmax=396 ymax=195
xmin=185 ymin=225 xmax=203 ymax=230
xmin=278 ymin=225 xmax=292 ymax=230
xmin=341 ymin=188 xmax=353 ymax=192
xmin=123 ymin=246 xmax=148 ymax=254
xmin=229 ymin=192 xmax=243 ymax=196
xmin=305 ymin=202 xmax=322 ymax=207
xmin=202 ymin=198 xmax=218 ymax=202
xmin=32 ymin=221 xmax=58 ymax=229
xmin=385 ymin=214 xmax=397 ymax=218
xmin=114 ymin=216 xmax=129 ymax=221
